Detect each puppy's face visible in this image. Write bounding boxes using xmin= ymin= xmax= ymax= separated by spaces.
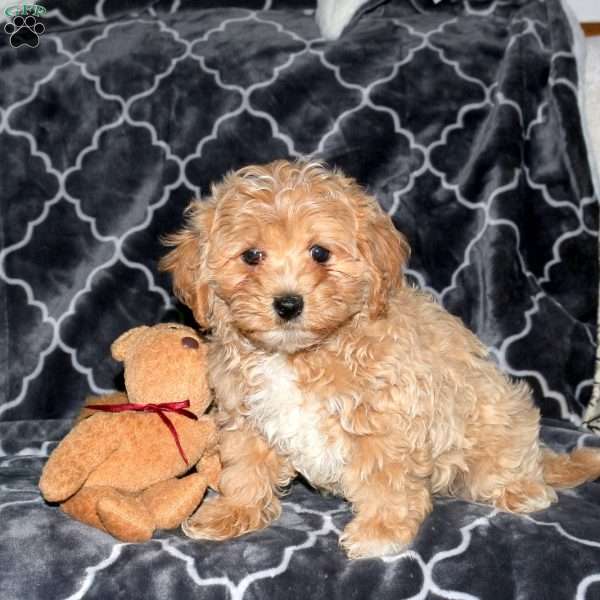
xmin=206 ymin=183 xmax=368 ymax=353
xmin=161 ymin=161 xmax=409 ymax=353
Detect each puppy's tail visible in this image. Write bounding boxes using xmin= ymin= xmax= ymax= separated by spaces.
xmin=543 ymin=447 xmax=600 ymax=489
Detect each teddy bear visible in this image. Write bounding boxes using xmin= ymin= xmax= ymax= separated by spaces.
xmin=39 ymin=323 xmax=220 ymax=542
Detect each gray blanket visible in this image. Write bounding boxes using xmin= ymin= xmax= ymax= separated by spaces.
xmin=2 ymin=419 xmax=600 ymax=598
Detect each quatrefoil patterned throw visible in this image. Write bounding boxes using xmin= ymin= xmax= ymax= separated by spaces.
xmin=1 ymin=1 xmax=600 ymax=599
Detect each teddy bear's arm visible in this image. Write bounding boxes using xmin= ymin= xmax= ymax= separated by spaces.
xmin=196 ymin=453 xmax=221 ymax=491
xmin=39 ymin=413 xmax=122 ymax=503
xmin=194 ymin=418 xmax=221 ymax=491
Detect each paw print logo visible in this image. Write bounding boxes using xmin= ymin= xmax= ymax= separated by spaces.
xmin=4 ymin=15 xmax=45 ymax=48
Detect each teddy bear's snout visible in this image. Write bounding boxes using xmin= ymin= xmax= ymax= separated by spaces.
xmin=181 ymin=336 xmax=199 ymax=349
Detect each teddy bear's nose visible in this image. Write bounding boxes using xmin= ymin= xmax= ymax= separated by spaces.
xmin=181 ymin=336 xmax=199 ymax=349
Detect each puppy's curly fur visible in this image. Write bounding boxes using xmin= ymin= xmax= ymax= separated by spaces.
xmin=161 ymin=160 xmax=600 ymax=559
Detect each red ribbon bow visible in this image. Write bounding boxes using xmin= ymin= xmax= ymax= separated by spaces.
xmin=88 ymin=400 xmax=198 ymax=465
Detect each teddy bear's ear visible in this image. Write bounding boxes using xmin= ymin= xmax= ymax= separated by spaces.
xmin=111 ymin=326 xmax=150 ymax=362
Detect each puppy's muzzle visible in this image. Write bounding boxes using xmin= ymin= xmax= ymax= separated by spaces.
xmin=273 ymin=294 xmax=304 ymax=321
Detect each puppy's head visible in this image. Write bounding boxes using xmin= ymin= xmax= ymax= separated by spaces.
xmin=160 ymin=160 xmax=409 ymax=353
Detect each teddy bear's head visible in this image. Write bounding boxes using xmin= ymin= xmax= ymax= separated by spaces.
xmin=111 ymin=323 xmax=211 ymax=415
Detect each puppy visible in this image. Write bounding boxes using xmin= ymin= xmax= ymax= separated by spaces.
xmin=160 ymin=160 xmax=600 ymax=559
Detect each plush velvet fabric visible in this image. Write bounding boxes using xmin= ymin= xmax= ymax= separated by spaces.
xmin=1 ymin=0 xmax=599 ymax=598
xmin=2 ymin=419 xmax=600 ymax=599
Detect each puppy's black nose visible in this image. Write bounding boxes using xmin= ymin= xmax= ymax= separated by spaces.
xmin=273 ymin=294 xmax=304 ymax=321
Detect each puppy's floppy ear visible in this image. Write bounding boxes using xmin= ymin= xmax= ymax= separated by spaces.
xmin=358 ymin=203 xmax=410 ymax=320
xmin=159 ymin=200 xmax=215 ymax=329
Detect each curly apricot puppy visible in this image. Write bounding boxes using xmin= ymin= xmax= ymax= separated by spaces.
xmin=161 ymin=160 xmax=600 ymax=559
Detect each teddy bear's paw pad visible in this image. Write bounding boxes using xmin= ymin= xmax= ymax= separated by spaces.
xmin=97 ymin=495 xmax=155 ymax=542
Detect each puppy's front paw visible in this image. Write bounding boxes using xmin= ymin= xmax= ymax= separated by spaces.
xmin=182 ymin=498 xmax=270 ymax=541
xmin=340 ymin=516 xmax=416 ymax=559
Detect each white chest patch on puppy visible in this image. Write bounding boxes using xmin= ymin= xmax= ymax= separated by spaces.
xmin=246 ymin=353 xmax=347 ymax=493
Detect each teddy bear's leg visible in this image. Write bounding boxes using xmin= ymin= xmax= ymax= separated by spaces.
xmin=96 ymin=492 xmax=155 ymax=542
xmin=62 ymin=486 xmax=155 ymax=542
xmin=141 ymin=474 xmax=208 ymax=530
xmin=60 ymin=486 xmax=115 ymax=532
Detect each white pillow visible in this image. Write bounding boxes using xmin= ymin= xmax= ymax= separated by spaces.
xmin=316 ymin=0 xmax=444 ymax=40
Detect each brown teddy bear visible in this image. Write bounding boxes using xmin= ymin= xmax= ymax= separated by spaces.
xmin=39 ymin=323 xmax=220 ymax=542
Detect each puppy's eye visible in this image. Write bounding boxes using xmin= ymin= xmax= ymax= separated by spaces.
xmin=241 ymin=248 xmax=264 ymax=265
xmin=310 ymin=245 xmax=330 ymax=264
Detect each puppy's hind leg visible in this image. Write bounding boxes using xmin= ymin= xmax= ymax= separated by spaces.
xmin=460 ymin=382 xmax=558 ymax=513
xmin=494 ymin=477 xmax=557 ymax=513
xmin=465 ymin=424 xmax=600 ymax=512
xmin=464 ymin=448 xmax=557 ymax=514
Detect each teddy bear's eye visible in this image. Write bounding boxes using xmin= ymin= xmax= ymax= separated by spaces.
xmin=181 ymin=336 xmax=199 ymax=349
xmin=241 ymin=248 xmax=264 ymax=266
